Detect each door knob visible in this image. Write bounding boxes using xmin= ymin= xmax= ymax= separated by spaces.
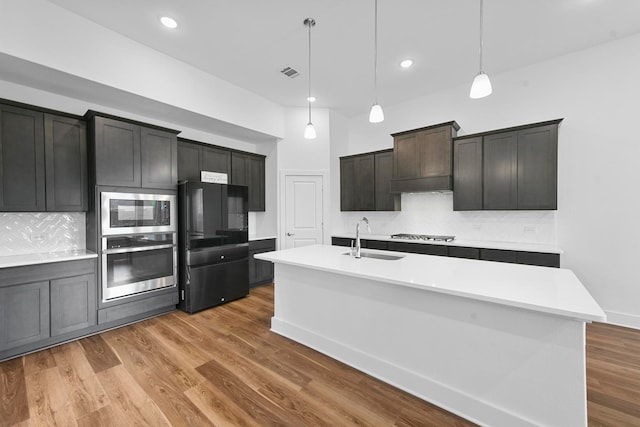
xmin=287 ymin=232 xmax=295 ymax=236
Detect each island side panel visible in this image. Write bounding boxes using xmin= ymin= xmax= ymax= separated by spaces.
xmin=270 ymin=264 xmax=587 ymax=427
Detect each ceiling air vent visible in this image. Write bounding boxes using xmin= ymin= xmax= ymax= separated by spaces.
xmin=280 ymin=67 xmax=300 ymax=79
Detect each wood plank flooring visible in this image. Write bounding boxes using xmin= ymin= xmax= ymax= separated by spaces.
xmin=0 ymin=284 xmax=638 ymax=426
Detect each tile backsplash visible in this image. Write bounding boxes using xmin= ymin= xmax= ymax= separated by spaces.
xmin=335 ymin=192 xmax=557 ymax=245
xmin=0 ymin=213 xmax=85 ymax=256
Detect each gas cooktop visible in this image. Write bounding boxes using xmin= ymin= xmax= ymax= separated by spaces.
xmin=390 ymin=233 xmax=456 ymax=242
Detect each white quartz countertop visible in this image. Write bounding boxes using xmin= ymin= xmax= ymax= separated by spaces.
xmin=333 ymin=233 xmax=563 ymax=254
xmin=256 ymin=244 xmax=605 ymax=322
xmin=0 ymin=250 xmax=98 ymax=269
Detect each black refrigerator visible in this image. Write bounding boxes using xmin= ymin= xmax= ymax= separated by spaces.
xmin=177 ymin=181 xmax=249 ymax=313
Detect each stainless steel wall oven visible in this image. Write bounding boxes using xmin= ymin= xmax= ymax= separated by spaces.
xmin=100 ymin=192 xmax=177 ymax=302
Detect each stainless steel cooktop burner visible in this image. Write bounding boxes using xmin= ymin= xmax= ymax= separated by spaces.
xmin=390 ymin=233 xmax=456 ymax=242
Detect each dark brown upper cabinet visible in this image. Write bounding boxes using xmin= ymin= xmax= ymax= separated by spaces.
xmin=87 ymin=111 xmax=179 ymax=190
xmin=44 ymin=114 xmax=88 ymax=211
xmin=340 ymin=153 xmax=374 ymax=211
xmin=516 ymin=124 xmax=558 ymax=210
xmin=141 ymin=127 xmax=178 ymax=189
xmin=178 ymin=138 xmax=265 ymax=212
xmin=177 ymin=140 xmax=201 ymax=182
xmin=177 ymin=141 xmax=231 ymax=182
xmin=231 ymin=151 xmax=266 ymax=212
xmin=202 ymin=146 xmax=231 ymax=177
xmin=0 ymin=104 xmax=46 ymax=211
xmin=484 ymin=131 xmax=519 ymax=210
xmin=374 ymin=150 xmax=400 ymax=211
xmin=453 ymin=136 xmax=483 ymax=211
xmin=453 ymin=119 xmax=561 ymax=211
xmin=1 ymin=101 xmax=88 ymax=212
xmin=390 ymin=121 xmax=460 ymax=193
xmin=340 ymin=149 xmax=400 ymax=212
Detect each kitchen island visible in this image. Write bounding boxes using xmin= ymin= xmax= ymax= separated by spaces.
xmin=256 ymin=244 xmax=606 ymax=427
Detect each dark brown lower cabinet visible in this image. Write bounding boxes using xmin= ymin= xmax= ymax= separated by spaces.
xmin=50 ymin=273 xmax=97 ymax=336
xmin=331 ymin=236 xmax=559 ymax=268
xmin=249 ymin=238 xmax=276 ymax=287
xmin=480 ymin=248 xmax=518 ymax=264
xmin=515 ymin=251 xmax=560 ymax=268
xmin=364 ymin=240 xmax=388 ymax=250
xmin=448 ymin=246 xmax=480 ymax=260
xmin=0 ymin=281 xmax=50 ymax=351
xmin=0 ymin=258 xmax=97 ymax=361
xmin=332 ymin=237 xmax=352 ymax=247
xmin=387 ymin=241 xmax=448 ymax=256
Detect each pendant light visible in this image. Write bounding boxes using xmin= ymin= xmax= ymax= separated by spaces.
xmin=369 ymin=0 xmax=384 ymax=123
xmin=470 ymin=0 xmax=492 ymax=99
xmin=303 ymin=18 xmax=317 ymax=139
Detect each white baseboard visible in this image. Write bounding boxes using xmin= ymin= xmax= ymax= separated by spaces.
xmin=604 ymin=310 xmax=640 ymax=330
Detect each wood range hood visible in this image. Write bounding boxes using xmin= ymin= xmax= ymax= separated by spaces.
xmin=389 ymin=121 xmax=460 ymax=193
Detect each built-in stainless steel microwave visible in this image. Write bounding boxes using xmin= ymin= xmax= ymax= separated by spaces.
xmin=101 ymin=192 xmax=176 ymax=235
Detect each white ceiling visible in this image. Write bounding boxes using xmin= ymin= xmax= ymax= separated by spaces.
xmin=47 ymin=0 xmax=640 ymax=117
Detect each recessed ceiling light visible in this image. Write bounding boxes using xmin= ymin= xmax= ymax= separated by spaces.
xmin=400 ymin=59 xmax=413 ymax=69
xmin=307 ymin=96 xmax=316 ymax=102
xmin=160 ymin=16 xmax=178 ymax=29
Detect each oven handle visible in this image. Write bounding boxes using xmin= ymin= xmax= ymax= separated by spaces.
xmin=103 ymin=243 xmax=175 ymax=254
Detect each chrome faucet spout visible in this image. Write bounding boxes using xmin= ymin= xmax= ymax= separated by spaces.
xmin=355 ymin=217 xmax=370 ymax=259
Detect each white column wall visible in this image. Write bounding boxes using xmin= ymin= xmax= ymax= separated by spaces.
xmin=276 ymin=108 xmax=332 ymax=247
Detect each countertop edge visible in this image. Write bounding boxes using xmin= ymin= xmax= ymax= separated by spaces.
xmin=256 ymin=246 xmax=605 ymax=322
xmin=0 ymin=251 xmax=98 ymax=269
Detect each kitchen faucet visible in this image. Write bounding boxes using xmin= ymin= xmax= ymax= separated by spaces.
xmin=354 ymin=217 xmax=371 ymax=258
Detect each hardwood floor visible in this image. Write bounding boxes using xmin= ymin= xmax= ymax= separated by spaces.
xmin=0 ymin=285 xmax=638 ymax=426
xmin=586 ymin=322 xmax=640 ymax=426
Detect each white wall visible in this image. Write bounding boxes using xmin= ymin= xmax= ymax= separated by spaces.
xmin=338 ymin=33 xmax=640 ymax=328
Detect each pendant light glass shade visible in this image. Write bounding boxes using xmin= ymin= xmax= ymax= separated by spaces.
xmin=304 ymin=122 xmax=317 ymax=139
xmin=470 ymin=0 xmax=492 ymax=99
xmin=369 ymin=104 xmax=384 ymax=123
xmin=369 ymin=0 xmax=384 ymax=123
xmin=470 ymin=72 xmax=492 ymax=99
xmin=303 ymin=18 xmax=317 ymax=139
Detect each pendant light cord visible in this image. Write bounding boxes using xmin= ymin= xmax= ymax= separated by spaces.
xmin=373 ymin=0 xmax=379 ymax=104
xmin=308 ymin=20 xmax=312 ymax=123
xmin=478 ymin=0 xmax=484 ymax=72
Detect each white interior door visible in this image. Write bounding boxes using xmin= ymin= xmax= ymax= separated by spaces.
xmin=284 ymin=175 xmax=323 ymax=249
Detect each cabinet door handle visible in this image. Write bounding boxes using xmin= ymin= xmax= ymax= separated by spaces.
xmin=287 ymin=232 xmax=295 ymax=236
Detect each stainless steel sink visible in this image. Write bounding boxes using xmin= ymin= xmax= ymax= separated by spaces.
xmin=343 ymin=251 xmax=405 ymax=261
